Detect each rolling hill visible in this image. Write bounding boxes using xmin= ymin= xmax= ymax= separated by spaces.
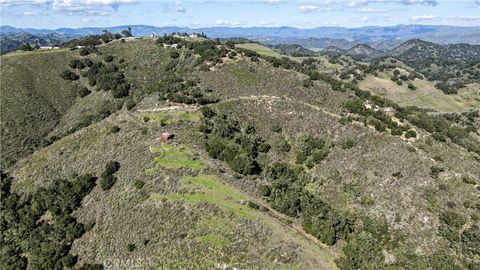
xmin=1 ymin=36 xmax=479 ymax=270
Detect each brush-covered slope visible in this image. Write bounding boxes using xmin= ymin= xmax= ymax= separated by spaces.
xmin=0 ymin=49 xmax=81 ymax=169
xmin=10 ymin=100 xmax=335 ymax=269
xmin=347 ymin=44 xmax=384 ymax=59
xmin=268 ymin=44 xmax=317 ymax=57
xmin=2 ymin=38 xmax=480 ymax=270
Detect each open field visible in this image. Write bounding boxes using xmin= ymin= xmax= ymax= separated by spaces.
xmin=359 ymin=74 xmax=480 ymax=112
xmin=236 ymin=43 xmax=284 ymax=58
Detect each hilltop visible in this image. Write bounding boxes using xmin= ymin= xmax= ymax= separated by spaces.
xmin=1 ymin=34 xmax=479 ymax=270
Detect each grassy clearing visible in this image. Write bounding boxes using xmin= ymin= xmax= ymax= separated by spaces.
xmin=150 ymin=144 xmax=203 ymax=170
xmin=3 ymin=48 xmax=69 ymax=57
xmin=359 ymin=74 xmax=480 ymax=112
xmin=236 ymin=43 xmax=283 ymax=58
xmin=144 ymin=109 xmax=201 ymax=125
xmin=150 ymin=175 xmax=253 ymax=218
xmin=198 ymin=234 xmax=232 ymax=247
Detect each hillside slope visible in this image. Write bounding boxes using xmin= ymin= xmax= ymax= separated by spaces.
xmin=2 ymin=38 xmax=479 ymax=270
xmin=0 ymin=49 xmax=80 ymax=169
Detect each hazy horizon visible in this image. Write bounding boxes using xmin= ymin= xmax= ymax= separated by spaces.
xmin=1 ymin=0 xmax=479 ymax=29
xmin=2 ymin=23 xmax=479 ymax=31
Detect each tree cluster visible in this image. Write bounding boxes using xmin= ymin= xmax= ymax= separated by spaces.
xmin=147 ymin=73 xmax=217 ymax=105
xmin=296 ymin=134 xmax=332 ymax=168
xmin=100 ymin=161 xmax=120 ymax=190
xmin=0 ymin=172 xmax=97 ymax=269
xmin=200 ymin=109 xmax=268 ymax=175
xmin=80 ymin=59 xmax=130 ymax=98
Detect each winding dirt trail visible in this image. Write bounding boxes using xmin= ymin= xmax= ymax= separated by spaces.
xmin=219 ymin=94 xmax=343 ymax=119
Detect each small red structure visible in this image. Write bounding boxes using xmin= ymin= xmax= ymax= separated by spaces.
xmin=161 ymin=132 xmax=174 ymax=142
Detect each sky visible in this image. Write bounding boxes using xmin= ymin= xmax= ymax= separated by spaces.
xmin=0 ymin=0 xmax=479 ymax=29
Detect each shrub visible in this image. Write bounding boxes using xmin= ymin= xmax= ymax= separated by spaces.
xmin=430 ymin=166 xmax=445 ymax=179
xmin=127 ymin=244 xmax=136 ymax=252
xmin=228 ymin=154 xmax=260 ymax=175
xmin=405 ymin=129 xmax=417 ymax=139
xmin=462 ymin=176 xmax=476 ymax=185
xmin=408 ymin=83 xmax=416 ymax=90
xmin=104 ymin=161 xmax=120 ymax=175
xmin=60 ymin=69 xmax=79 ymax=80
xmin=134 ymin=180 xmax=145 ymax=189
xmin=296 ymin=134 xmax=331 ymax=168
xmin=78 ymin=87 xmax=91 ymax=98
xmin=200 ymin=106 xmax=216 ymax=119
xmin=170 ymin=51 xmax=180 ymax=59
xmin=462 ymin=225 xmax=480 ymax=256
xmin=19 ymin=43 xmax=33 ymax=51
xmin=111 ymin=83 xmax=130 ymax=98
xmin=69 ymin=59 xmax=86 ymax=69
xmin=440 ymin=211 xmax=466 ymax=229
xmin=270 ymin=123 xmax=282 ymax=133
xmin=303 ymin=79 xmax=313 ymax=88
xmin=79 ymin=46 xmax=96 ymax=56
xmin=110 ymin=125 xmax=120 ymax=133
xmin=124 ymin=97 xmax=136 ymax=110
xmin=341 ymin=139 xmax=355 ymax=149
xmin=302 ymin=195 xmax=354 ymax=245
xmin=247 ymin=201 xmax=260 ymax=210
xmin=104 ymin=55 xmax=114 ymax=62
xmin=100 ymin=161 xmax=120 ymax=190
xmin=279 ymin=139 xmax=291 ymax=153
xmin=100 ymin=175 xmax=117 ymax=190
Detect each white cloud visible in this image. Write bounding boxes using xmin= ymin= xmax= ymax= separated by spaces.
xmin=0 ymin=0 xmax=47 ymax=5
xmin=51 ymin=0 xmax=134 ymax=13
xmin=299 ymin=4 xmax=320 ymax=13
xmin=360 ymin=16 xmax=369 ymax=21
xmin=449 ymin=15 xmax=480 ymax=21
xmin=214 ymin=19 xmax=244 ymax=26
xmin=355 ymin=7 xmax=385 ymax=13
xmin=23 ymin=10 xmax=36 ymax=15
xmin=348 ymin=0 xmax=437 ymax=7
xmin=81 ymin=18 xmax=91 ymax=22
xmin=85 ymin=0 xmax=133 ymax=4
xmin=175 ymin=1 xmax=186 ymax=12
xmin=259 ymin=20 xmax=270 ymax=25
xmin=411 ymin=14 xmax=437 ymax=21
xmin=215 ymin=19 xmax=229 ymax=25
xmin=264 ymin=0 xmax=281 ymax=4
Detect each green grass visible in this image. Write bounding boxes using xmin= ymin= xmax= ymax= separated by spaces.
xmin=236 ymin=43 xmax=283 ymax=58
xmin=198 ymin=234 xmax=232 ymax=247
xmin=144 ymin=109 xmax=201 ymax=124
xmin=150 ymin=144 xmax=203 ymax=170
xmin=150 ymin=175 xmax=254 ymax=218
xmin=359 ymin=74 xmax=480 ymax=112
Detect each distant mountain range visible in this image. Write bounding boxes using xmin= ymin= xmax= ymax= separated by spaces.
xmin=256 ymin=37 xmax=406 ymax=51
xmin=1 ymin=24 xmax=479 ymax=54
xmin=1 ymin=24 xmax=479 ymax=43
xmin=0 ymin=32 xmax=73 ymax=53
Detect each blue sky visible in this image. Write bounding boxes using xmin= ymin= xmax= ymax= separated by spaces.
xmin=1 ymin=0 xmax=479 ymax=29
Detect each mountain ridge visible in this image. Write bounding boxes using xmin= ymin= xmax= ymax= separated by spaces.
xmin=1 ymin=24 xmax=479 ymax=44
